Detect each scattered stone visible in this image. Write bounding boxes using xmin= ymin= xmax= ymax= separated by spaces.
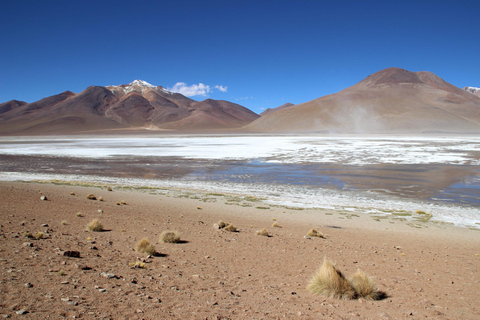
xmin=16 ymin=310 xmax=28 ymax=315
xmin=61 ymin=281 xmax=69 ymax=285
xmin=41 ymin=223 xmax=48 ymax=227
xmin=97 ymin=209 xmax=103 ymax=213
xmin=136 ymin=309 xmax=143 ymax=314
xmin=40 ymin=196 xmax=47 ymax=201
xmin=61 ymin=298 xmax=70 ymax=302
xmin=101 ymin=272 xmax=116 ymax=279
xmin=213 ymin=223 xmax=220 ymax=229
xmin=23 ymin=242 xmax=33 ymax=247
xmin=304 ymin=235 xmax=311 ymax=239
xmin=61 ymin=250 xmax=81 ymax=258
xmin=24 ymin=283 xmax=32 ymax=288
xmin=98 ymin=288 xmax=106 ymax=293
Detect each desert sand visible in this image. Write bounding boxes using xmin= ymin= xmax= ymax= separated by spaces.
xmin=0 ymin=180 xmax=479 ymax=319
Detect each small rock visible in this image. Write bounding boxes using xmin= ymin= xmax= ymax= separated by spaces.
xmin=136 ymin=309 xmax=143 ymax=313
xmin=101 ymin=272 xmax=116 ymax=279
xmin=62 ymin=250 xmax=81 ymax=258
xmin=23 ymin=242 xmax=33 ymax=247
xmin=40 ymin=196 xmax=47 ymax=201
xmin=97 ymin=209 xmax=103 ymax=213
xmin=16 ymin=310 xmax=28 ymax=315
xmin=61 ymin=281 xmax=69 ymax=285
xmin=98 ymin=288 xmax=106 ymax=293
xmin=41 ymin=223 xmax=48 ymax=227
xmin=304 ymin=235 xmax=311 ymax=239
xmin=24 ymin=283 xmax=32 ymax=288
xmin=213 ymin=223 xmax=220 ymax=229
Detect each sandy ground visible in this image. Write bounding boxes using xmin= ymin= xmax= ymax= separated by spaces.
xmin=0 ymin=181 xmax=479 ymax=319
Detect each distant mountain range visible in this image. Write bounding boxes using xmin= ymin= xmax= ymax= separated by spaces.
xmin=246 ymin=68 xmax=480 ymax=134
xmin=1 ymin=69 xmax=480 ymax=135
xmin=0 ymin=80 xmax=259 ymax=134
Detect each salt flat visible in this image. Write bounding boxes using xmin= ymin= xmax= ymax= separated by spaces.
xmin=1 ymin=135 xmax=479 ymax=228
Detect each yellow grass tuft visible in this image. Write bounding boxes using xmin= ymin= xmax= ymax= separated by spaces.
xmin=272 ymin=221 xmax=281 ymax=228
xmin=224 ymin=224 xmax=237 ymax=232
xmin=307 ymin=258 xmax=356 ymax=300
xmin=135 ymin=238 xmax=156 ymax=255
xmin=107 ymin=186 xmax=113 ymax=191
xmin=307 ymin=229 xmax=324 ymax=238
xmin=256 ymin=228 xmax=269 ymax=236
xmin=22 ymin=232 xmax=32 ymax=238
xmin=349 ymin=270 xmax=379 ymax=300
xmin=129 ymin=261 xmax=146 ymax=268
xmin=86 ymin=219 xmax=103 ymax=232
xmin=217 ymin=221 xmax=227 ymax=229
xmin=159 ymin=230 xmax=181 ymax=243
xmin=35 ymin=231 xmax=44 ymax=240
xmin=86 ymin=194 xmax=97 ymax=200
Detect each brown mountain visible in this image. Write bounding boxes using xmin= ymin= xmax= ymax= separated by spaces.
xmin=0 ymin=80 xmax=259 ymax=135
xmin=246 ymin=68 xmax=480 ymax=134
xmin=260 ymin=103 xmax=295 ymax=117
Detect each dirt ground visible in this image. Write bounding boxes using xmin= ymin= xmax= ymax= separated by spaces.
xmin=0 ymin=181 xmax=479 ymax=319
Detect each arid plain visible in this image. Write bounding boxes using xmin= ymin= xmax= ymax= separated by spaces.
xmin=1 ymin=180 xmax=479 ymax=319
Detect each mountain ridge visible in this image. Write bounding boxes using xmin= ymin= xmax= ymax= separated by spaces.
xmin=0 ymin=80 xmax=259 ymax=135
xmin=245 ymin=67 xmax=480 ymax=134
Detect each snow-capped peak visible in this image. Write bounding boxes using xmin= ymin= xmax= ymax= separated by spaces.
xmin=107 ymin=79 xmax=172 ymax=95
xmin=129 ymin=79 xmax=156 ymax=88
xmin=463 ymin=86 xmax=480 ymax=97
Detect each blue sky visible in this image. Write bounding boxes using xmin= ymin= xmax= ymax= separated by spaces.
xmin=1 ymin=0 xmax=479 ymax=114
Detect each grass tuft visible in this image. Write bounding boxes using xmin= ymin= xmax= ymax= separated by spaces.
xmin=272 ymin=221 xmax=281 ymax=228
xmin=86 ymin=194 xmax=97 ymax=200
xmin=159 ymin=230 xmax=181 ymax=243
xmin=256 ymin=228 xmax=269 ymax=236
xmin=306 ymin=258 xmax=356 ymax=299
xmin=86 ymin=219 xmax=103 ymax=232
xmin=35 ymin=231 xmax=44 ymax=240
xmin=349 ymin=269 xmax=379 ymax=300
xmin=307 ymin=229 xmax=324 ymax=238
xmin=135 ymin=238 xmax=156 ymax=255
xmin=224 ymin=224 xmax=237 ymax=232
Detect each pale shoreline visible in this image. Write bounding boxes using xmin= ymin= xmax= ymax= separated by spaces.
xmin=1 ymin=180 xmax=479 ymax=319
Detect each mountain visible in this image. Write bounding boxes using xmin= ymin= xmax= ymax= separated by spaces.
xmin=0 ymin=80 xmax=259 ymax=135
xmin=245 ymin=68 xmax=480 ymax=134
xmin=260 ymin=103 xmax=295 ymax=117
xmin=463 ymin=86 xmax=480 ymax=98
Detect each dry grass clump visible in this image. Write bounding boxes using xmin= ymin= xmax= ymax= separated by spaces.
xmin=135 ymin=238 xmax=156 ymax=255
xmin=217 ymin=221 xmax=227 ymax=228
xmin=86 ymin=219 xmax=103 ymax=232
xmin=272 ymin=221 xmax=281 ymax=228
xmin=129 ymin=260 xmax=146 ymax=268
xmin=224 ymin=224 xmax=237 ymax=232
xmin=22 ymin=232 xmax=32 ymax=238
xmin=307 ymin=259 xmax=356 ymax=299
xmin=256 ymin=228 xmax=269 ymax=236
xmin=86 ymin=194 xmax=97 ymax=200
xmin=76 ymin=212 xmax=83 ymax=217
xmin=349 ymin=270 xmax=379 ymax=300
xmin=61 ymin=220 xmax=67 ymax=225
xmin=159 ymin=230 xmax=181 ymax=243
xmin=107 ymin=186 xmax=113 ymax=191
xmin=35 ymin=231 xmax=44 ymax=240
xmin=307 ymin=229 xmax=324 ymax=238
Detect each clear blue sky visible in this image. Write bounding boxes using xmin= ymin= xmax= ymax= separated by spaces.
xmin=1 ymin=0 xmax=479 ymax=114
